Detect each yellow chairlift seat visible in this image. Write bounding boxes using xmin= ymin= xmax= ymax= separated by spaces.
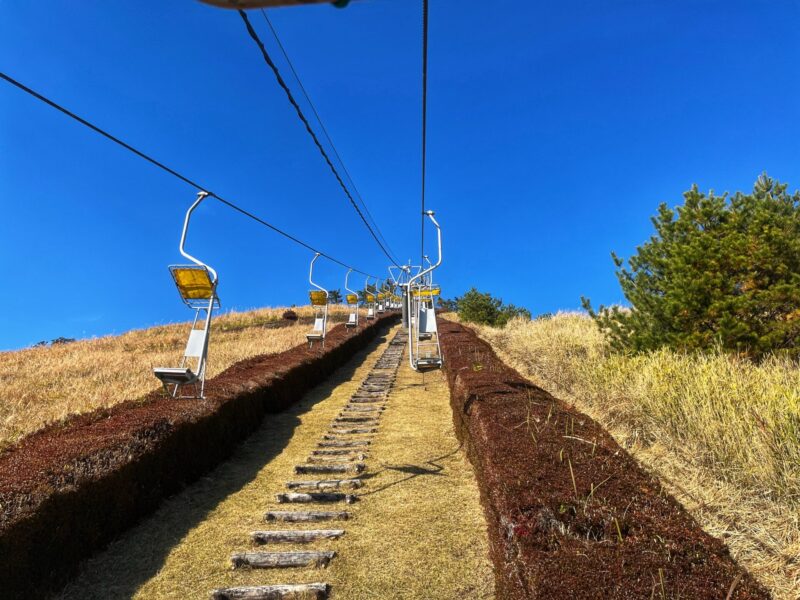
xmin=346 ymin=293 xmax=358 ymax=305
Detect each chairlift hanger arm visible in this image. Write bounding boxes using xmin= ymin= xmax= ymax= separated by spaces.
xmin=180 ymin=191 xmax=218 ymax=284
xmin=423 ymin=255 xmax=433 ymax=285
xmin=408 ymin=211 xmax=441 ymax=288
xmin=309 ymin=253 xmax=328 ymax=294
xmin=345 ymin=268 xmax=357 ymax=296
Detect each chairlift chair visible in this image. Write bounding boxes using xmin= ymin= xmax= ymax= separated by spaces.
xmin=407 ymin=211 xmax=444 ymax=371
xmin=417 ymin=255 xmax=436 ymax=340
xmin=307 ymin=253 xmax=329 ymax=347
xmin=364 ymin=275 xmax=376 ymax=320
xmin=153 ymin=192 xmax=220 ymax=399
xmin=376 ymin=290 xmax=386 ymax=314
xmin=344 ymin=268 xmax=359 ymax=329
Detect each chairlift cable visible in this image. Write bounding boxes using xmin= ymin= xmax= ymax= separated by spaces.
xmin=420 ymin=0 xmax=429 ymax=265
xmin=259 ymin=9 xmax=402 ymax=266
xmin=237 ymin=9 xmax=402 ymax=269
xmin=0 ymin=70 xmax=379 ymax=278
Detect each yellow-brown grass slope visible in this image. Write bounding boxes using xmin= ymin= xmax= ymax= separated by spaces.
xmin=0 ymin=306 xmax=350 ymax=450
xmin=465 ymin=312 xmax=800 ymax=599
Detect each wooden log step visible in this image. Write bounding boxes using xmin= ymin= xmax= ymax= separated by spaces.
xmin=321 ymin=434 xmax=374 ymax=442
xmin=306 ymin=454 xmax=367 ymax=464
xmin=212 ymin=582 xmax=330 ymax=600
xmin=348 ymin=398 xmax=384 ymax=404
xmin=334 ymin=416 xmax=379 ymax=424
xmin=231 ymin=551 xmax=335 ymax=569
xmin=295 ymin=463 xmax=366 ymax=474
xmin=251 ymin=530 xmax=345 ymax=545
xmin=312 ymin=448 xmax=367 ymax=456
xmin=328 ymin=427 xmax=377 ymax=435
xmin=317 ymin=439 xmax=370 ymax=447
xmin=341 ymin=405 xmax=384 ymax=412
xmin=276 ymin=492 xmax=358 ymax=504
xmin=285 ymin=479 xmax=363 ymax=490
xmin=265 ymin=511 xmax=348 ymax=523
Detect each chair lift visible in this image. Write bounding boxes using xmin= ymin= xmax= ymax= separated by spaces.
xmin=375 ymin=280 xmax=386 ymax=314
xmin=153 ymin=191 xmax=220 ymax=399
xmin=307 ymin=253 xmax=329 ymax=348
xmin=417 ymin=256 xmax=434 ymax=340
xmin=364 ymin=276 xmax=376 ymax=320
xmin=407 ymin=210 xmax=443 ymax=371
xmin=344 ymin=268 xmax=359 ymax=329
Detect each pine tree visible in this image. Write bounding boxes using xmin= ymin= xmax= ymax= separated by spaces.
xmin=583 ymin=174 xmax=800 ymax=358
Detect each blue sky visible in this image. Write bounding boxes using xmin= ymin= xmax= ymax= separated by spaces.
xmin=1 ymin=0 xmax=799 ymax=350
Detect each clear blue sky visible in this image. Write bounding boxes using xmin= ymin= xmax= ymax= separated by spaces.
xmin=2 ymin=1 xmax=799 ymax=350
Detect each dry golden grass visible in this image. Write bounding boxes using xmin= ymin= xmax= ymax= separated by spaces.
xmin=58 ymin=326 xmax=493 ymax=600
xmin=463 ymin=312 xmax=800 ymax=599
xmin=0 ymin=305 xmax=351 ymax=450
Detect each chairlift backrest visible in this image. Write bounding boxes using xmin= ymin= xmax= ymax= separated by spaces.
xmin=185 ymin=328 xmax=208 ymax=358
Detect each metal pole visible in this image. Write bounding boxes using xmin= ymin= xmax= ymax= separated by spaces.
xmin=401 ymin=283 xmax=409 ymax=329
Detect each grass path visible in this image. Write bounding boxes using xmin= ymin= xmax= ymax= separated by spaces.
xmin=58 ymin=326 xmax=493 ymax=599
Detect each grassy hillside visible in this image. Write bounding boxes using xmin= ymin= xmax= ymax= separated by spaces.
xmin=467 ymin=313 xmax=800 ymax=599
xmin=0 ymin=306 xmax=350 ymax=450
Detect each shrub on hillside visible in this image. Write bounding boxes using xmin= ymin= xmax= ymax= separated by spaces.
xmin=281 ymin=309 xmax=298 ymax=321
xmin=583 ymin=174 xmax=800 ymax=358
xmin=457 ymin=288 xmax=531 ymax=328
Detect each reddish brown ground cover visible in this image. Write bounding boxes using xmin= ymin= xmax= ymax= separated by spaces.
xmin=439 ymin=320 xmax=770 ymax=600
xmin=0 ymin=313 xmax=398 ymax=598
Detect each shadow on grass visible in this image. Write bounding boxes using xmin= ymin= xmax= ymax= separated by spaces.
xmin=56 ymin=331 xmax=392 ymax=600
xmin=358 ymin=442 xmax=464 ymax=497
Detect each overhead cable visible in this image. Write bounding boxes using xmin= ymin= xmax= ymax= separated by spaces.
xmin=259 ymin=9 xmax=402 ymax=266
xmin=0 ymin=70 xmax=379 ymax=278
xmin=420 ymin=0 xmax=429 ymax=264
xmin=237 ymin=9 xmax=401 ymax=269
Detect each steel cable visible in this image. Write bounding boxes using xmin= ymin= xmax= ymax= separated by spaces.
xmin=0 ymin=70 xmax=379 ymax=278
xmin=237 ymin=9 xmax=401 ymax=269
